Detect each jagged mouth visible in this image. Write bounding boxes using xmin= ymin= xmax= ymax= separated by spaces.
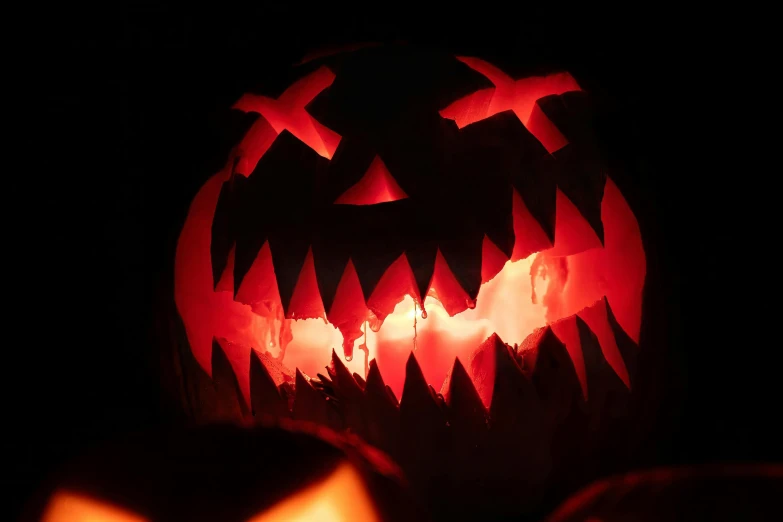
xmin=174 ymin=170 xmax=644 ymax=410
xmin=173 ymin=51 xmax=646 ymax=415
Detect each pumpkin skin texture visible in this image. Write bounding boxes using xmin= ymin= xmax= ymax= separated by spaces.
xmin=545 ymin=464 xmax=783 ymax=522
xmin=167 ymin=43 xmax=649 ymax=520
xmin=30 ymin=423 xmax=424 ymax=522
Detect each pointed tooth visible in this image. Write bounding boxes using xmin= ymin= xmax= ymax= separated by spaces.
xmin=550 ymin=316 xmax=589 ymax=400
xmin=329 ymin=350 xmax=366 ymax=435
xmin=249 ymin=350 xmax=290 ymax=420
xmin=487 ymin=333 xmax=550 ymax=479
xmin=452 ymin=111 xmax=537 ymax=258
xmin=292 ymin=369 xmax=343 ymax=431
xmin=487 ymin=333 xmax=536 ymax=411
xmin=254 ymin=349 xmax=294 ymax=386
xmin=229 ymin=131 xmax=326 ymax=295
xmin=439 ymin=229 xmax=484 ymax=301
xmin=526 ymin=326 xmax=584 ymax=435
xmin=346 ymin=201 xmax=416 ymax=300
xmin=518 ymin=327 xmax=547 ymax=377
xmin=366 ymin=253 xmax=421 ymax=322
xmin=547 ymin=186 xmax=603 ymax=257
xmin=399 ymin=352 xmax=448 ymax=488
xmin=605 ymin=298 xmax=639 ymax=389
xmin=350 ymin=234 xmax=403 ymax=302
xmin=353 ymin=373 xmax=366 ymax=389
xmin=428 ymin=384 xmax=445 ymax=408
xmin=325 ymin=364 xmax=337 ymax=382
xmin=464 ymin=333 xmax=505 ymax=409
xmin=537 ymin=91 xmax=606 ymax=245
xmin=511 ymin=187 xmax=553 ymax=261
xmin=576 ymin=316 xmax=630 ymax=407
xmin=233 ymin=235 xmax=269 ymax=299
xmin=385 ymin=385 xmax=399 ymax=405
xmin=445 ymin=358 xmax=488 ymax=435
xmin=327 ymin=259 xmax=368 ymax=360
xmin=366 ymin=361 xmax=397 ymax=408
xmin=475 ymin=111 xmax=558 ymax=247
xmin=206 ymin=111 xmax=270 ymax=284
xmin=312 ymin=241 xmax=352 ymax=314
xmin=575 ymin=316 xmax=633 ymax=466
xmin=578 ymin=297 xmax=630 ymax=389
xmin=364 ymin=360 xmax=401 ymax=459
xmin=404 ymin=241 xmax=438 ymax=308
xmin=400 ymin=352 xmax=439 ymax=414
xmin=267 ymin=237 xmax=311 ymax=318
xmin=480 ymin=235 xmax=509 ymax=285
xmin=315 ymin=372 xmax=333 ymax=386
xmin=427 ymin=249 xmax=471 ymax=316
xmin=443 ymin=357 xmax=489 ymax=489
xmin=214 ymin=243 xmax=235 ymax=292
xmin=278 ymin=381 xmax=296 ymax=412
xmin=211 ymin=339 xmax=249 ymax=421
xmin=234 ymin=241 xmax=282 ymax=315
xmin=285 ymin=246 xmax=326 ymax=320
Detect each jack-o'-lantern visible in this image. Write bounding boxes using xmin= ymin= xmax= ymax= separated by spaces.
xmin=29 ymin=423 xmax=423 ymax=522
xmin=167 ymin=43 xmax=648 ymax=519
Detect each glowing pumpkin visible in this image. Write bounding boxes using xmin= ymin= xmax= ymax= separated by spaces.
xmin=168 ymin=43 xmax=647 ymax=518
xmin=32 ymin=423 xmax=423 ymax=522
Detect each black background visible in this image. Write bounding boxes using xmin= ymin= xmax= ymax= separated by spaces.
xmin=14 ymin=5 xmax=777 ymax=519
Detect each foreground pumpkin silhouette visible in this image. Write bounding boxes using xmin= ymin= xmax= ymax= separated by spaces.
xmin=32 ymin=423 xmax=423 ymax=522
xmin=31 ymin=425 xmax=783 ymax=522
xmin=545 ymin=464 xmax=783 ymax=522
xmin=166 ymin=43 xmax=650 ymax=519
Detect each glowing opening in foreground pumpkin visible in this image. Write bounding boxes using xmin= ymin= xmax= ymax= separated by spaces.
xmin=42 ymin=492 xmax=149 ymax=522
xmin=247 ymin=462 xmax=380 ymax=522
xmin=43 ymin=463 xmax=379 ymax=522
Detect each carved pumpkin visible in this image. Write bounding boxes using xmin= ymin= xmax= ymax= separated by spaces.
xmin=168 ymin=43 xmax=648 ymax=519
xmin=32 ymin=423 xmax=423 ymax=522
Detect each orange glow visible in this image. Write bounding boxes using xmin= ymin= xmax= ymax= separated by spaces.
xmin=176 ymin=166 xmax=644 ymax=405
xmin=287 ymin=247 xmax=327 ymax=321
xmin=174 ymin=57 xmax=645 ymax=410
xmin=334 ymin=155 xmax=409 ymax=205
xmin=440 ymin=57 xmax=581 ymax=153
xmin=41 ymin=491 xmax=148 ymax=522
xmin=511 ymin=187 xmax=553 ymax=261
xmin=246 ymin=462 xmax=380 ymax=522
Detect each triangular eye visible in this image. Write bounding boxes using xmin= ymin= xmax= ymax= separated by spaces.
xmin=334 ymin=156 xmax=409 ymax=205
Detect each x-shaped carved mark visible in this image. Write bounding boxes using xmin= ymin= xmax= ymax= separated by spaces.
xmin=232 ymin=66 xmax=342 ymax=176
xmin=440 ymin=57 xmax=582 ymax=153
